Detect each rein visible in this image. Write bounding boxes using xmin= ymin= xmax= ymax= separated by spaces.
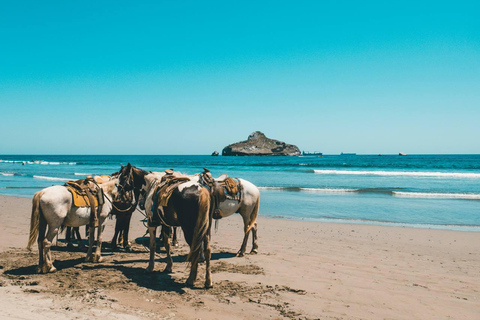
xmin=91 ymin=180 xmax=136 ymax=213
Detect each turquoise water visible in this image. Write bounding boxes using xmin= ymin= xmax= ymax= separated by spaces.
xmin=1 ymin=155 xmax=479 ymax=231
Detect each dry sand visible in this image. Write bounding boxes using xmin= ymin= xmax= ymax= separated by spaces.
xmin=0 ymin=194 xmax=479 ymax=319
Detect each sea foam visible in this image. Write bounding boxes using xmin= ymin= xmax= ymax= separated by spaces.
xmin=1 ymin=172 xmax=14 ymax=176
xmin=313 ymin=169 xmax=480 ymax=178
xmin=258 ymin=186 xmax=356 ymax=193
xmin=33 ymin=175 xmax=72 ymax=181
xmin=393 ymin=191 xmax=480 ymax=200
xmin=0 ymin=159 xmax=76 ymax=165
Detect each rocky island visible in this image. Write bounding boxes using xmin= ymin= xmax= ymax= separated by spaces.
xmin=222 ymin=131 xmax=301 ymax=156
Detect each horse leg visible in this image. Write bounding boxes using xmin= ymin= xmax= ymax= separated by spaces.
xmin=162 ymin=226 xmax=173 ymax=273
xmin=146 ymin=226 xmax=156 ymax=272
xmin=172 ymin=227 xmax=179 ymax=247
xmin=186 ymin=258 xmax=199 ymax=287
xmin=237 ymin=214 xmax=251 ymax=257
xmin=203 ymin=233 xmax=213 ymax=288
xmin=123 ymin=212 xmax=132 ymax=251
xmin=66 ymin=227 xmax=74 ymax=250
xmin=42 ymin=226 xmax=59 ymax=273
xmin=85 ymin=225 xmax=95 ymax=262
xmin=37 ymin=213 xmax=47 ymax=273
xmin=111 ymin=216 xmax=120 ymax=250
xmin=93 ymin=223 xmax=103 ymax=263
xmin=74 ymin=227 xmax=85 ymax=250
xmin=250 ymin=222 xmax=258 ymax=254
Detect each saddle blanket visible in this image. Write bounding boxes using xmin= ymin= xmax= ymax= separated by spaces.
xmin=65 ymin=179 xmax=103 ymax=208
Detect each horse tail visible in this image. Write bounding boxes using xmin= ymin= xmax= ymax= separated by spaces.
xmin=245 ymin=196 xmax=260 ymax=234
xmin=27 ymin=190 xmax=44 ymax=250
xmin=186 ymin=187 xmax=211 ymax=266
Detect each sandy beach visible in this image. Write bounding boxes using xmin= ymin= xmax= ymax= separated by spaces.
xmin=0 ymin=194 xmax=479 ymax=319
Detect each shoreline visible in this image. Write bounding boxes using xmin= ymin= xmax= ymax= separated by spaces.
xmin=1 ymin=193 xmax=479 ymax=233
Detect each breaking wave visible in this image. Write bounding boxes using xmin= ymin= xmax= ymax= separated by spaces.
xmin=1 ymin=172 xmax=14 ymax=176
xmin=259 ymin=186 xmax=479 ymax=201
xmin=258 ymin=186 xmax=356 ymax=193
xmin=393 ymin=192 xmax=480 ymax=200
xmin=313 ymin=169 xmax=480 ymax=178
xmin=0 ymin=159 xmax=77 ymax=165
xmin=33 ymin=175 xmax=72 ymax=181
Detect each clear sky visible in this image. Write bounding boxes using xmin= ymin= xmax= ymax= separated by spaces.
xmin=1 ymin=1 xmax=479 ymax=155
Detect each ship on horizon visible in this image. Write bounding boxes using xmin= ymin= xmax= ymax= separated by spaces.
xmin=302 ymin=151 xmax=323 ymax=156
xmin=341 ymin=152 xmax=356 ymax=156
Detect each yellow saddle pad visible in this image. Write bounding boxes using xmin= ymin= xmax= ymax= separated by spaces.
xmin=66 ymin=185 xmax=99 ymax=208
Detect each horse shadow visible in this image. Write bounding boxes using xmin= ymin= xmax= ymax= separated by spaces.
xmin=4 ymin=256 xmax=85 ymax=276
xmin=4 ymin=246 xmax=237 ymax=292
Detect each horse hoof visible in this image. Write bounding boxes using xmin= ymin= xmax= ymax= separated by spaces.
xmin=85 ymin=256 xmax=93 ymax=262
xmin=250 ymin=249 xmax=258 ymax=254
xmin=124 ymin=245 xmax=132 ymax=252
xmin=49 ymin=266 xmax=57 ymax=273
xmin=145 ymin=267 xmax=154 ymax=273
xmin=162 ymin=266 xmax=173 ymax=273
xmin=93 ymin=256 xmax=103 ymax=263
xmin=66 ymin=243 xmax=74 ymax=250
xmin=236 ymin=251 xmax=245 ymax=257
xmin=186 ymin=279 xmax=195 ymax=287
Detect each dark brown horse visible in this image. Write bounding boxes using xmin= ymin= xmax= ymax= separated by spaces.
xmin=118 ymin=164 xmax=213 ymax=288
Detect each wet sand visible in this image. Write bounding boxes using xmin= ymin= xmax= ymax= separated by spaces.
xmin=0 ymin=194 xmax=479 ymax=319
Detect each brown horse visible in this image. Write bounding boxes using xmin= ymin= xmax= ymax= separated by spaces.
xmin=118 ymin=164 xmax=213 ymax=288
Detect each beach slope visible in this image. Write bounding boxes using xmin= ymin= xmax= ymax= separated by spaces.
xmin=0 ymin=195 xmax=478 ymax=319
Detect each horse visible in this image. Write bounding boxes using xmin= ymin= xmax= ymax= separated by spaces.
xmin=118 ymin=164 xmax=213 ymax=288
xmin=190 ymin=169 xmax=260 ymax=257
xmin=27 ymin=177 xmax=129 ymax=273
xmin=64 ymin=174 xmax=136 ymax=252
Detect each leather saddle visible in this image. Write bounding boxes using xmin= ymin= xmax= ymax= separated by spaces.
xmin=65 ymin=177 xmax=104 ymax=227
xmin=149 ymin=170 xmax=191 ymax=227
xmin=200 ymin=168 xmax=242 ymax=219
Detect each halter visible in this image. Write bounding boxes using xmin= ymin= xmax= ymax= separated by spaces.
xmin=91 ymin=179 xmax=136 ymax=213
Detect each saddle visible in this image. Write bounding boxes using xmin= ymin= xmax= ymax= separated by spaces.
xmin=150 ymin=170 xmax=191 ymax=227
xmin=200 ymin=168 xmax=242 ymax=219
xmin=65 ymin=177 xmax=104 ymax=227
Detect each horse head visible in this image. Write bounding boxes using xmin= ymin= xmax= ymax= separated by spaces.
xmin=118 ymin=163 xmax=149 ymax=206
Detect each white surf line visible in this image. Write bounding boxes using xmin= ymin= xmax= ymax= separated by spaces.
xmin=258 ymin=186 xmax=357 ymax=193
xmin=313 ymin=169 xmax=480 ymax=178
xmin=33 ymin=175 xmax=72 ymax=181
xmin=393 ymin=191 xmax=480 ymax=200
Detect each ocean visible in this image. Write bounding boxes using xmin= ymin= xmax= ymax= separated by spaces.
xmin=1 ymin=154 xmax=479 ymax=231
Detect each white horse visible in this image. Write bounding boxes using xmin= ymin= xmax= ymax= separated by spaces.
xmin=27 ymin=178 xmax=125 ymax=273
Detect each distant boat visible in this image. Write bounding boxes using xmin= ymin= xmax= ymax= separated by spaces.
xmin=341 ymin=152 xmax=356 ymax=156
xmin=399 ymin=152 xmax=407 ymax=156
xmin=302 ymin=151 xmax=323 ymax=156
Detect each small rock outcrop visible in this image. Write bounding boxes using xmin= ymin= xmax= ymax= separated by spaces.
xmin=211 ymin=151 xmax=219 ymax=156
xmin=222 ymin=131 xmax=301 ymax=156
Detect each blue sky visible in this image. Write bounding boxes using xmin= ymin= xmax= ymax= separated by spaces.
xmin=0 ymin=1 xmax=479 ymax=154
